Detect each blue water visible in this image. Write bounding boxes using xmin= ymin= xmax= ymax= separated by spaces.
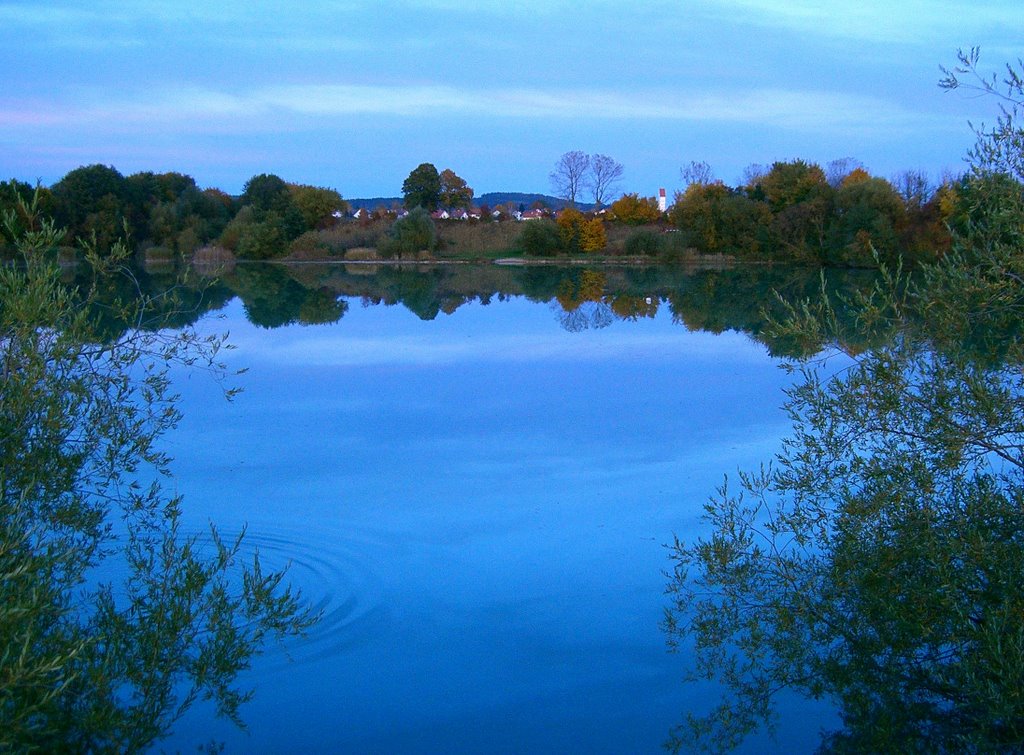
xmin=160 ymin=294 xmax=834 ymax=753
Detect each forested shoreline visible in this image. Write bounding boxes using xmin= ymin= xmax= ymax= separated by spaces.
xmin=2 ymin=155 xmax=996 ymax=267
xmin=69 ymin=257 xmax=883 ymax=356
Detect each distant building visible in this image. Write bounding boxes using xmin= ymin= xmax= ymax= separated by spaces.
xmin=658 ymin=188 xmax=667 ymax=212
xmin=430 ymin=209 xmax=473 ymax=220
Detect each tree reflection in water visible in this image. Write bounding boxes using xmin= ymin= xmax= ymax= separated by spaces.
xmin=663 ymin=168 xmax=1024 ymax=752
xmin=99 ymin=259 xmax=883 ymax=356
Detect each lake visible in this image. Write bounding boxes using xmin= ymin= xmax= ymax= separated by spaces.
xmin=156 ymin=263 xmax=842 ymax=753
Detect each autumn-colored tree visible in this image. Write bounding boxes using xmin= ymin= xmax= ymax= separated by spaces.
xmin=759 ymin=160 xmax=834 ymax=256
xmin=671 ymin=183 xmax=730 ymax=252
xmin=581 ymin=217 xmax=607 ymax=252
xmin=609 ymin=294 xmax=659 ymax=320
xmin=439 ymin=169 xmax=473 ymax=209
xmin=839 ymin=167 xmax=871 ymax=188
xmin=610 ymin=193 xmax=662 ymax=225
xmin=936 ymin=179 xmax=962 ymax=224
xmin=555 ymin=269 xmax=606 ymax=311
xmin=556 ymin=207 xmax=587 ymax=253
xmin=670 ymin=182 xmax=771 ymax=256
xmin=825 ymin=157 xmax=865 ymax=187
xmin=886 ymin=175 xmax=957 ymax=262
xmin=899 ymin=185 xmax=952 ymax=263
xmin=759 ymin=160 xmax=830 ymax=212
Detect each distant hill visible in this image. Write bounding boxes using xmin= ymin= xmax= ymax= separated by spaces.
xmin=477 ymin=192 xmax=595 ymax=211
xmin=345 ymin=197 xmax=403 ymax=211
xmin=346 ymin=192 xmax=594 ymax=212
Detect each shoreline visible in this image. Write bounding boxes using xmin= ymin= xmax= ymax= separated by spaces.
xmin=260 ymin=253 xmax=749 ymax=269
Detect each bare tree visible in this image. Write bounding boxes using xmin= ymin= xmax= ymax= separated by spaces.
xmin=826 ymin=157 xmax=865 ymax=188
xmin=741 ymin=163 xmax=768 ymax=189
xmin=680 ymin=160 xmax=714 ymax=187
xmin=588 ymin=154 xmax=624 ymax=208
xmin=891 ymin=169 xmax=932 ymax=208
xmin=550 ymin=151 xmax=590 ymax=206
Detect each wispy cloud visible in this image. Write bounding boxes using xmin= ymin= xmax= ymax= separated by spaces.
xmin=0 ymin=82 xmax=936 ymax=136
xmin=0 ymin=1 xmax=293 ymax=27
xmin=0 ymin=1 xmax=371 ymax=50
xmin=699 ymin=0 xmax=1018 ymax=45
xmin=0 ymin=4 xmax=94 ymax=24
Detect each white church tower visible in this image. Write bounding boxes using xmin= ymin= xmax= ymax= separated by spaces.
xmin=658 ymin=188 xmax=667 ymax=212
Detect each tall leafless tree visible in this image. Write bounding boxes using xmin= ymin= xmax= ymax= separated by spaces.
xmin=891 ymin=168 xmax=932 ymax=209
xmin=680 ymin=160 xmax=714 ymax=187
xmin=742 ymin=163 xmax=769 ymax=189
xmin=825 ymin=157 xmax=864 ymax=188
xmin=588 ymin=154 xmax=624 ymax=208
xmin=550 ymin=151 xmax=590 ymax=207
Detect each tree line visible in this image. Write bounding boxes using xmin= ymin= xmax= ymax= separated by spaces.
xmin=0 ymin=151 xmax=1007 ymax=268
xmin=662 ymin=158 xmax=958 ymax=266
xmin=0 ymin=166 xmax=349 ymax=261
xmin=519 ymin=156 xmax=970 ymax=266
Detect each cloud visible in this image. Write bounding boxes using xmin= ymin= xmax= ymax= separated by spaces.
xmin=0 ymin=3 xmax=149 ymax=48
xmin=0 ymin=1 xmax=373 ymax=51
xmin=698 ymin=0 xmax=1019 ymax=45
xmin=4 ymin=0 xmax=1017 ymax=52
xmin=0 ymin=3 xmax=108 ymax=25
xmin=0 ymin=81 xmax=936 ymax=137
xmin=0 ymin=1 xmax=273 ymax=26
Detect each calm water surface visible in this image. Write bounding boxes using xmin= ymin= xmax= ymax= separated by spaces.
xmin=161 ymin=292 xmax=834 ymax=753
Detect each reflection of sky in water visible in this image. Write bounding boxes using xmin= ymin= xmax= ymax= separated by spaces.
xmin=162 ymin=295 xmax=836 ymax=753
xmin=229 ymin=296 xmax=777 ymax=368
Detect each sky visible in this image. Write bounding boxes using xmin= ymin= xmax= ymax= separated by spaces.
xmin=1 ymin=0 xmax=1021 ymax=198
